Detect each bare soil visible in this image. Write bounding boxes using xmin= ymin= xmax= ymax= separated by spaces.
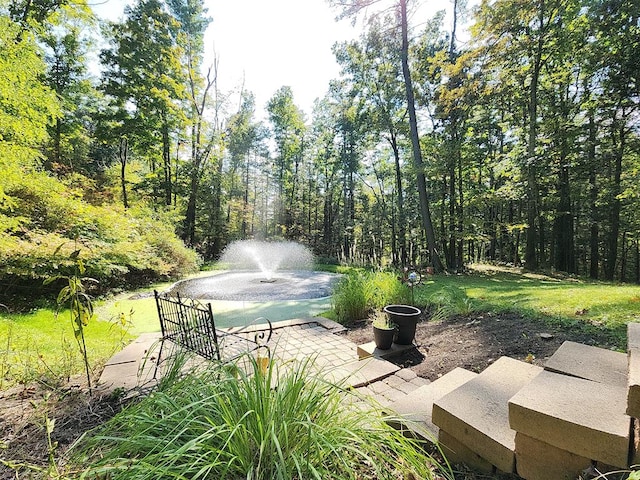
xmin=344 ymin=310 xmax=621 ymax=380
xmin=0 ymin=312 xmax=622 ymax=479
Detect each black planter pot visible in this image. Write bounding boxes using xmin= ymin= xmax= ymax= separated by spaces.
xmin=383 ymin=304 xmax=421 ymax=345
xmin=373 ymin=326 xmax=395 ymax=350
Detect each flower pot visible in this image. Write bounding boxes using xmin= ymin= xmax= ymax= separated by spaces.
xmin=373 ymin=325 xmax=395 ymax=350
xmin=383 ymin=304 xmax=421 ymax=345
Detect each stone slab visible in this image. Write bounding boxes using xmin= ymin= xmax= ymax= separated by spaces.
xmin=357 ymin=341 xmax=417 ymax=360
xmin=432 ymin=357 xmax=542 ymax=473
xmin=509 ymin=370 xmax=631 ymax=468
xmin=515 ymin=432 xmax=593 ymax=480
xmin=544 ymin=340 xmax=627 ymax=387
xmin=627 ymin=323 xmax=640 ymax=417
xmin=388 ymin=367 xmax=478 ymax=442
xmin=322 ymin=356 xmax=400 ymax=388
xmin=438 ymin=429 xmax=494 ymax=474
xmin=104 ymin=333 xmax=161 ymax=366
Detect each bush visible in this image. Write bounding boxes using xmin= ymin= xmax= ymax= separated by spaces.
xmin=72 ymin=355 xmax=450 ymax=480
xmin=0 ymin=169 xmax=199 ymax=301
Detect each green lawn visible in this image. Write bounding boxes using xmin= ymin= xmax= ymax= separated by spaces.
xmin=0 ymin=308 xmax=132 ymax=389
xmin=414 ymin=264 xmax=640 ymax=345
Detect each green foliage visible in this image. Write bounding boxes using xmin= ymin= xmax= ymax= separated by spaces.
xmin=0 ymin=170 xmax=199 ymax=296
xmin=427 ymin=285 xmax=475 ymax=322
xmin=45 ymin=254 xmax=97 ymax=391
xmin=332 ymin=270 xmax=409 ymax=324
xmin=332 ymin=271 xmax=372 ymax=324
xmin=73 ymin=356 xmax=449 ymax=479
xmin=0 ymin=16 xmax=59 ymax=153
xmin=368 ymin=270 xmax=411 ymax=308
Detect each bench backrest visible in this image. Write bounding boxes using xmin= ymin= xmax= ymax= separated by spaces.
xmin=154 ymin=290 xmax=221 ymax=361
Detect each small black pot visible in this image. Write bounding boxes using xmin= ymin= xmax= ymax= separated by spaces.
xmin=383 ymin=304 xmax=421 ymax=345
xmin=373 ymin=325 xmax=395 ymax=350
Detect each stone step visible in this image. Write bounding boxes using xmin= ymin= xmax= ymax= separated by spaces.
xmin=509 ymin=369 xmax=631 ymax=468
xmin=627 ymin=322 xmax=640 ymax=417
xmin=386 ymin=367 xmax=478 ymax=442
xmin=432 ymin=356 xmax=542 ymax=473
xmin=514 ymin=432 xmax=594 ymax=480
xmin=544 ymin=340 xmax=627 ymax=387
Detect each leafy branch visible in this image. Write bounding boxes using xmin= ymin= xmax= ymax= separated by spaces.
xmin=44 ymin=250 xmax=98 ymax=394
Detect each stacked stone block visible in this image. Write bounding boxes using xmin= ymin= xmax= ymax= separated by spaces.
xmin=388 ymin=325 xmax=640 ymax=479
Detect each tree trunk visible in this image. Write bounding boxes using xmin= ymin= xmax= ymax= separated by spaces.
xmin=399 ymin=0 xmax=444 ymax=271
xmin=119 ymin=137 xmax=129 ymax=209
xmin=389 ymin=131 xmax=407 ymax=266
xmin=587 ymin=106 xmax=599 ymax=279
xmin=524 ymin=1 xmax=545 ymax=271
xmin=162 ymin=118 xmax=172 ymax=206
xmin=604 ymin=121 xmax=624 ymax=281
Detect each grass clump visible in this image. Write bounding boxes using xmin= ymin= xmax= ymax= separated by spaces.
xmin=332 ymin=270 xmax=409 ymax=324
xmin=72 ymin=356 xmax=450 ymax=480
xmin=427 ymin=285 xmax=475 ymax=322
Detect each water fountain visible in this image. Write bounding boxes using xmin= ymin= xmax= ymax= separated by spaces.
xmin=167 ymin=240 xmax=340 ymax=301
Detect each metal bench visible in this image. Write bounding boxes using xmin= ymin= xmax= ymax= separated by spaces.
xmin=153 ymin=290 xmax=273 ymax=374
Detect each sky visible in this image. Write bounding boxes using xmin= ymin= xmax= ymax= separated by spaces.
xmin=91 ymin=0 xmax=455 ymax=118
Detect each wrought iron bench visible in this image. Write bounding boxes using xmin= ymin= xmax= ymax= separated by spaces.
xmin=153 ymin=290 xmax=273 ymax=373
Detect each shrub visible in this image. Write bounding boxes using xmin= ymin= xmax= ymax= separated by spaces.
xmin=72 ymin=356 xmax=450 ymax=480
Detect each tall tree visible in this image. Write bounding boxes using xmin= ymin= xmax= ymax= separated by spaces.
xmin=329 ymin=0 xmax=445 ymax=270
xmin=334 ymin=16 xmax=411 ymax=266
xmin=42 ymin=7 xmax=96 ymax=173
xmin=100 ymin=0 xmax=186 ymax=206
xmin=266 ymin=86 xmax=306 ymax=238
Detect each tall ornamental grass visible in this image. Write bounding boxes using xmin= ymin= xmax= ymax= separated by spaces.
xmin=72 ymin=355 xmax=450 ymax=480
xmin=332 ymin=270 xmax=410 ymax=324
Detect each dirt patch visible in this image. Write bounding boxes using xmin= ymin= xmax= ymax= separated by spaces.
xmin=0 ymin=311 xmax=623 ymax=479
xmin=0 ymin=382 xmax=127 ymax=479
xmin=344 ymin=310 xmax=621 ymax=380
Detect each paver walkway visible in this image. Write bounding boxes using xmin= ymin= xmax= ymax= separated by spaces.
xmin=98 ymin=317 xmax=429 ymax=405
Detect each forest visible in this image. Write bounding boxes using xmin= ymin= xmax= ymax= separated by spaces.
xmin=0 ymin=0 xmax=638 ymax=303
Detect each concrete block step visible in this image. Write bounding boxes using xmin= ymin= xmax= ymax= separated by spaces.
xmin=544 ymin=340 xmax=627 ymax=387
xmin=515 ymin=432 xmax=593 ymax=480
xmin=386 ymin=367 xmax=477 ymax=442
xmin=627 ymin=323 xmax=640 ymax=417
xmin=439 ymin=429 xmax=495 ymax=474
xmin=432 ymin=356 xmax=542 ymax=473
xmin=509 ymin=370 xmax=631 ymax=468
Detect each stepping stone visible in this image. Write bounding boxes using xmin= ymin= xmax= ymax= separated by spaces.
xmin=357 ymin=341 xmax=416 ymax=360
xmin=509 ymin=370 xmax=631 ymax=468
xmin=387 ymin=367 xmax=477 ymax=442
xmin=627 ymin=322 xmax=640 ymax=417
xmin=544 ymin=340 xmax=627 ymax=387
xmin=432 ymin=357 xmax=542 ymax=473
xmin=323 ymin=356 xmax=400 ymax=388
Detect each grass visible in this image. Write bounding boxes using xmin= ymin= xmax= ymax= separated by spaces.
xmin=0 ymin=308 xmax=131 ymax=389
xmin=414 ymin=264 xmax=640 ymax=346
xmin=71 ymin=355 xmax=451 ymax=480
xmin=331 ymin=270 xmax=410 ymax=324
